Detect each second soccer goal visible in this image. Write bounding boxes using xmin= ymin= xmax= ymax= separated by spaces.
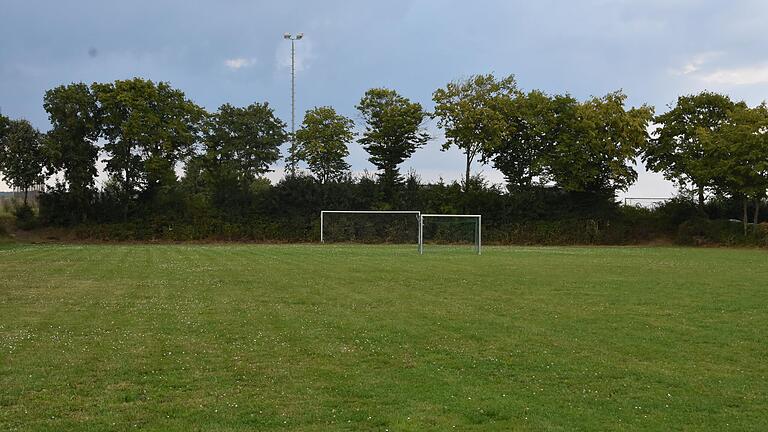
xmin=419 ymin=214 xmax=481 ymax=255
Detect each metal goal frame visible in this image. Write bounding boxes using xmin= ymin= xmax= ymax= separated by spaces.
xmin=319 ymin=210 xmax=482 ymax=255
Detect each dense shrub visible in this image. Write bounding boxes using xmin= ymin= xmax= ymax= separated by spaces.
xmin=759 ymin=224 xmax=768 ymax=247
xmin=0 ymin=215 xmax=12 ymax=237
xmin=676 ymin=218 xmax=768 ymax=246
xmin=33 ymin=175 xmax=768 ymax=246
xmin=12 ymin=204 xmax=36 ymax=230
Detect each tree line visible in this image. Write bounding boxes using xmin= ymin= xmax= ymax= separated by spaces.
xmin=0 ymin=75 xmax=767 ymax=239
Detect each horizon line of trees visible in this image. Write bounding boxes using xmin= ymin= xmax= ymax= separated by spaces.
xmin=0 ymin=75 xmax=767 ymax=234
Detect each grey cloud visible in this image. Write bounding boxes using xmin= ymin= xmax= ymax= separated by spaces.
xmin=2 ymin=0 xmax=768 ymax=195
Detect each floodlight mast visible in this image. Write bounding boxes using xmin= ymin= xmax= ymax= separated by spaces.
xmin=284 ymin=32 xmax=304 ymax=176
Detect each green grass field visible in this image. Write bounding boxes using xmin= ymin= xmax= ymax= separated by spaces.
xmin=1 ymin=244 xmax=767 ymax=431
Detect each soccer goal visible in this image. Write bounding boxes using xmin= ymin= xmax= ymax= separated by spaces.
xmin=320 ymin=210 xmax=482 ymax=255
xmin=419 ymin=214 xmax=482 ymax=255
xmin=320 ymin=210 xmax=422 ymax=249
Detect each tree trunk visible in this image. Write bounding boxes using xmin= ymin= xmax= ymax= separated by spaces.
xmin=697 ymin=186 xmax=705 ymax=208
xmin=743 ymin=198 xmax=748 ymax=236
xmin=755 ymin=199 xmax=761 ymax=228
xmin=123 ymin=169 xmax=131 ymax=222
xmin=465 ymin=151 xmax=471 ymax=192
xmin=23 ymin=188 xmax=29 ymax=206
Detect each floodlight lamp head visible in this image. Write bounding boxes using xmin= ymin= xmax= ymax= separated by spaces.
xmin=283 ymin=33 xmax=291 ymax=39
xmin=296 ymin=33 xmax=304 ymax=40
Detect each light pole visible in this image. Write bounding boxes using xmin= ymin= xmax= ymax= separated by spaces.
xmin=283 ymin=32 xmax=303 ymax=176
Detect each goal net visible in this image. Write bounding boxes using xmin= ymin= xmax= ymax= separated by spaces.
xmin=419 ymin=214 xmax=481 ymax=255
xmin=320 ymin=210 xmax=421 ymax=247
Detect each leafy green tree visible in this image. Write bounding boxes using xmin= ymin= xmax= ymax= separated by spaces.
xmin=204 ymin=102 xmax=287 ymax=182
xmin=700 ymin=103 xmax=768 ymax=232
xmin=644 ymin=92 xmax=737 ymax=206
xmin=543 ymin=91 xmax=653 ymax=195
xmin=295 ymin=106 xmax=354 ymax=183
xmin=489 ymin=89 xmax=553 ymax=191
xmin=433 ymin=74 xmax=518 ymax=189
xmin=356 ymin=88 xmax=429 ymax=194
xmin=43 ymin=83 xmax=101 ymax=221
xmin=0 ymin=119 xmax=46 ymax=205
xmin=202 ymin=102 xmax=287 ymax=213
xmin=92 ymin=78 xmax=205 ymax=201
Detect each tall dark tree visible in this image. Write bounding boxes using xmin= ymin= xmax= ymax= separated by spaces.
xmin=543 ymin=91 xmax=653 ymax=195
xmin=433 ymin=74 xmax=517 ymax=189
xmin=92 ymin=78 xmax=205 ymax=204
xmin=644 ymin=92 xmax=737 ymax=206
xmin=43 ymin=83 xmax=101 ymax=221
xmin=295 ymin=106 xmax=354 ymax=183
xmin=701 ymin=103 xmax=768 ymax=233
xmin=356 ymin=88 xmax=429 ymax=195
xmin=0 ymin=119 xmax=46 ymax=205
xmin=203 ymin=102 xmax=287 ymax=182
xmin=489 ymin=89 xmax=553 ymax=191
xmin=201 ymin=102 xmax=287 ymax=212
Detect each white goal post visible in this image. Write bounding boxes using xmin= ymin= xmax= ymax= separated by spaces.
xmin=319 ymin=210 xmax=482 ymax=255
xmin=419 ymin=214 xmax=481 ymax=255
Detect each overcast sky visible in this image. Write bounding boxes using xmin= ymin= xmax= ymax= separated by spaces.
xmin=2 ymin=0 xmax=768 ymax=198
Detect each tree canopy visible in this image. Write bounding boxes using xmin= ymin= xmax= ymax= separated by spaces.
xmin=544 ymin=91 xmax=653 ymax=194
xmin=295 ymin=106 xmax=354 ymax=183
xmin=92 ymin=78 xmax=206 ymax=199
xmin=1 ymin=77 xmax=767 ymax=241
xmin=43 ymin=83 xmax=101 ymax=221
xmin=433 ymin=74 xmax=518 ymax=189
xmin=700 ymin=103 xmax=768 ymax=231
xmin=204 ymin=102 xmax=287 ymax=183
xmin=488 ymin=89 xmax=553 ymax=190
xmin=645 ymin=92 xmax=738 ymax=205
xmin=0 ymin=119 xmax=46 ymax=204
xmin=356 ymin=88 xmax=429 ymax=193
